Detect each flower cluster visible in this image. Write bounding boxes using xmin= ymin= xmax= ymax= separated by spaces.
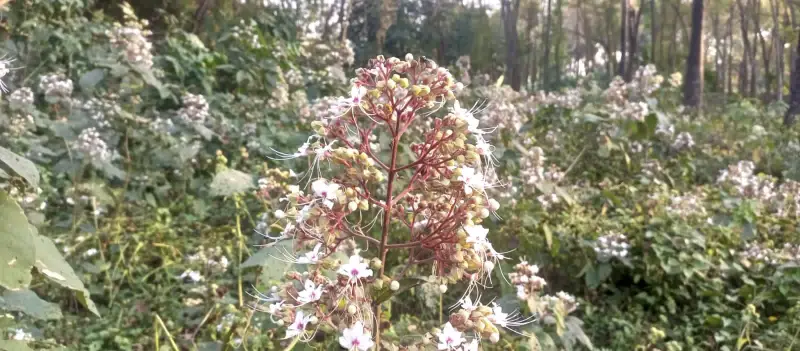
xmin=445 ymin=297 xmax=534 ymax=346
xmin=739 ymin=243 xmax=779 ymax=265
xmin=177 ymin=93 xmax=209 ymax=124
xmin=8 ymin=87 xmax=34 ymax=110
xmin=186 ymin=246 xmax=230 ymax=273
xmin=509 ymin=261 xmax=547 ymax=300
xmin=259 ymin=54 xmax=523 ymax=349
xmin=717 ymin=161 xmax=776 ymax=201
xmin=534 ymin=88 xmax=583 ymax=110
xmin=4 ymin=113 xmax=34 ymax=137
xmin=108 ymin=22 xmax=154 ymax=68
xmin=668 ymin=72 xmax=683 ymax=88
xmin=38 ymin=73 xmax=73 ymax=98
xmin=671 ymin=132 xmax=695 ymax=151
xmin=75 ymin=127 xmax=111 ymax=161
xmin=80 ymin=96 xmax=122 ymax=128
xmin=230 ymin=19 xmax=262 ymax=49
xmin=298 ymin=96 xmax=349 ymax=125
xmin=593 ymin=232 xmax=630 ymax=260
xmin=627 ymin=64 xmax=664 ymax=97
xmin=666 ymin=190 xmax=707 ymax=219
xmin=469 ymin=85 xmax=528 ymax=134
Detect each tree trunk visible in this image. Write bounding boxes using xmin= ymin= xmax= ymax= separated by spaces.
xmin=650 ymin=0 xmax=657 ymax=63
xmin=736 ymin=0 xmax=755 ymax=96
xmin=542 ymin=0 xmax=553 ymax=88
xmin=618 ymin=0 xmax=628 ymax=77
xmin=772 ymin=0 xmax=784 ymax=101
xmin=683 ymin=0 xmax=704 ymax=108
xmin=784 ymin=29 xmax=800 ymax=126
xmin=625 ymin=5 xmax=642 ymax=81
xmin=554 ymin=0 xmax=563 ymax=87
xmin=502 ymin=0 xmax=522 ymax=90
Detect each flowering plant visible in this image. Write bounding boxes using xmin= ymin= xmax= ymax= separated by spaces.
xmin=256 ymin=54 xmax=539 ymax=350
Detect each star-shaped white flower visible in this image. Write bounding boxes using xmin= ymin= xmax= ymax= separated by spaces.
xmin=350 ymin=85 xmax=367 ymax=105
xmin=312 ymin=179 xmax=340 ymax=209
xmin=284 ymin=310 xmax=312 ymax=339
xmin=297 ymin=279 xmax=324 ymax=304
xmin=338 ymin=254 xmax=373 ymax=281
xmin=460 ymin=296 xmax=478 ymax=312
xmin=452 ymin=101 xmax=481 ymax=134
xmin=464 ymin=224 xmax=490 ymax=250
xmin=267 ymin=300 xmax=284 ymax=315
xmin=437 ymin=322 xmax=465 ymax=350
xmin=339 ymin=321 xmax=375 ymax=350
xmin=458 ymin=166 xmax=486 ymax=195
xmin=297 ymin=243 xmax=323 ymax=264
xmin=462 ymin=339 xmax=479 ymax=351
xmin=488 ymin=303 xmax=509 ymax=328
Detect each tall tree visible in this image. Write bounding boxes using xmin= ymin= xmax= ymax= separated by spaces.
xmin=542 ymin=0 xmax=553 ymax=88
xmin=683 ymin=0 xmax=704 ymax=108
xmin=501 ymin=0 xmax=522 ymax=90
xmin=618 ymin=0 xmax=628 ymax=77
xmin=784 ymin=29 xmax=800 ymax=125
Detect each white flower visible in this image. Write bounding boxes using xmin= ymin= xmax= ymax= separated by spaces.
xmin=338 ymin=254 xmax=373 ymax=281
xmin=452 ymin=100 xmax=481 ymax=134
xmin=180 ymin=269 xmax=204 ymax=282
xmin=462 ymin=339 xmax=479 ymax=351
xmin=267 ymin=300 xmax=284 ymax=315
xmin=297 ymin=243 xmax=323 ymax=264
xmin=12 ymin=328 xmax=32 ymax=341
xmin=84 ymin=248 xmax=99 ymax=257
xmin=458 ymin=167 xmax=486 ymax=195
xmin=297 ymin=279 xmax=324 ymax=304
xmin=460 ymin=296 xmax=478 ymax=312
xmin=0 ymin=57 xmax=16 ymax=93
xmin=349 ymin=84 xmax=367 ymax=106
xmin=338 ymin=321 xmax=375 ymax=350
xmin=516 ymin=285 xmax=529 ymax=300
xmin=464 ymin=224 xmax=490 ymax=251
xmin=312 ymin=178 xmax=340 ymax=208
xmin=488 ymin=303 xmax=509 ymax=328
xmin=437 ymin=322 xmax=465 ymax=350
xmin=284 ymin=310 xmax=312 ymax=339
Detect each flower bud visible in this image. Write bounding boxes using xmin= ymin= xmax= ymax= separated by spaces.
xmin=309 ymin=316 xmax=319 ymax=325
xmin=347 ymin=304 xmax=358 ymax=315
xmin=439 ymin=284 xmax=448 ymax=294
xmin=276 ymin=319 xmax=284 ymax=326
xmin=374 ymin=279 xmax=384 ymax=289
xmin=483 ymin=261 xmax=495 ymax=272
xmin=405 ymin=53 xmax=414 ymax=62
xmin=480 ymin=208 xmax=490 ymax=218
xmin=399 ymin=78 xmax=409 ymax=88
xmin=490 ymin=332 xmax=500 ymax=343
xmin=390 ymin=280 xmax=400 ymax=291
xmin=371 ymin=258 xmax=383 ymax=269
xmin=348 ymin=201 xmax=358 ymax=212
xmin=488 ymin=199 xmax=500 ymax=212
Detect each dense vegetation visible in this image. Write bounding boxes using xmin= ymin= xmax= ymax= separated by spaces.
xmin=1 ymin=0 xmax=800 ymax=351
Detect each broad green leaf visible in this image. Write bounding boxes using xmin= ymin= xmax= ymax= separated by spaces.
xmin=0 ymin=340 xmax=35 ymax=351
xmin=210 ymin=169 xmax=254 ymax=197
xmin=31 ymin=232 xmax=99 ymax=316
xmin=0 ymin=146 xmax=39 ymax=188
xmin=78 ymin=68 xmax=105 ymax=91
xmin=0 ymin=192 xmax=35 ymax=289
xmin=244 ymin=240 xmax=296 ymax=283
xmin=543 ymin=224 xmax=553 ymax=250
xmin=0 ymin=289 xmax=62 ymax=320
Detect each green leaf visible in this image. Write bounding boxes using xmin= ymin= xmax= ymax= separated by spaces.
xmin=543 ymin=224 xmax=553 ymax=250
xmin=0 ymin=146 xmax=39 ymax=188
xmin=0 ymin=289 xmax=63 ymax=320
xmin=243 ymin=240 xmax=296 ymax=283
xmin=210 ymin=169 xmax=254 ymax=197
xmin=78 ymin=69 xmax=105 ymax=91
xmin=0 ymin=192 xmax=35 ymax=289
xmin=31 ymin=232 xmax=99 ymax=316
xmin=0 ymin=340 xmax=35 ymax=351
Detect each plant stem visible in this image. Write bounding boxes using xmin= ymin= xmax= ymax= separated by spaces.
xmin=154 ymin=313 xmax=180 ymax=351
xmin=373 ymin=122 xmax=402 ymax=350
xmin=235 ymin=196 xmax=245 ymax=308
